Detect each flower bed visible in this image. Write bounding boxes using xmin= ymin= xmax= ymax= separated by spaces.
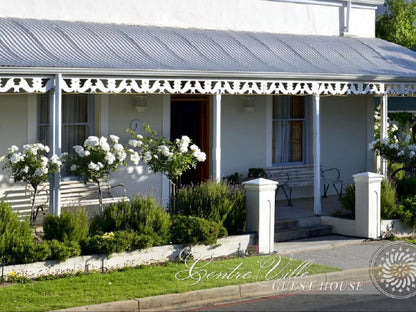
xmin=1 ymin=234 xmax=254 ymax=280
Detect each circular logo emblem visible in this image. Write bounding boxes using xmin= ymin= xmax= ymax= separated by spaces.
xmin=371 ymin=242 xmax=416 ymax=299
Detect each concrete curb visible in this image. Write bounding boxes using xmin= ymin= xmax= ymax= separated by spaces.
xmin=55 ymin=267 xmax=371 ymax=312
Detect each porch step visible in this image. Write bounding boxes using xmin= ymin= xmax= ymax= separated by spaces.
xmin=275 ymin=218 xmax=333 ymax=242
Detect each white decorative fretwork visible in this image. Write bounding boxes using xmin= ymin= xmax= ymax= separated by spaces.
xmin=0 ymin=76 xmax=416 ymax=96
xmin=0 ymin=77 xmax=53 ymax=93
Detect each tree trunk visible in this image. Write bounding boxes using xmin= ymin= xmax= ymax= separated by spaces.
xmin=30 ymin=186 xmax=38 ymax=226
xmin=97 ymin=180 xmax=104 ymax=219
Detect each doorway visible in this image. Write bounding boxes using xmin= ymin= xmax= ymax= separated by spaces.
xmin=171 ymin=95 xmax=210 ymax=185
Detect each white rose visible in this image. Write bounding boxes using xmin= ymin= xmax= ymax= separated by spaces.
xmin=8 ymin=145 xmax=19 ymax=153
xmin=70 ymin=164 xmax=77 ymax=171
xmin=0 ymin=155 xmax=5 ymax=162
xmin=128 ymin=139 xmax=140 ymax=148
xmin=101 ymin=142 xmax=110 ymax=152
xmin=10 ymin=153 xmax=22 ymax=164
xmin=85 ymin=136 xmax=99 ymax=147
xmin=88 ymin=162 xmax=98 ymax=170
xmin=105 ymin=152 xmax=116 ymax=165
xmin=113 ymin=143 xmax=124 ymax=152
xmin=23 ymin=166 xmax=29 ymax=173
xmin=181 ymin=136 xmax=191 ymax=144
xmin=143 ymin=152 xmax=152 ymax=163
xmin=109 ymin=135 xmax=119 ymax=143
xmin=197 ymin=152 xmax=206 ymax=162
xmin=74 ymin=145 xmax=84 ymax=154
xmin=130 ymin=152 xmax=140 ymax=165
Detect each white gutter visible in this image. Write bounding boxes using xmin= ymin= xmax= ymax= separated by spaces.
xmin=0 ymin=67 xmax=416 ymax=83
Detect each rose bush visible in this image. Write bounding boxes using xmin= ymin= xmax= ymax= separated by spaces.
xmin=68 ymin=135 xmax=136 ymax=216
xmin=127 ymin=123 xmax=206 ymax=183
xmin=0 ymin=143 xmax=63 ymax=225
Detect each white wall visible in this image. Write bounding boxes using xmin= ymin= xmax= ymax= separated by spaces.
xmin=0 ymin=95 xmax=33 ymax=196
xmin=221 ymin=95 xmax=268 ymax=178
xmin=107 ymin=94 xmax=165 ymax=200
xmin=0 ymin=0 xmax=379 ymax=37
xmin=320 ymin=96 xmax=374 ymax=187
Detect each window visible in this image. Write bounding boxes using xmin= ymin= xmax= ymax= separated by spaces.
xmin=38 ymin=94 xmax=95 ymax=156
xmin=272 ymin=96 xmax=307 ymax=165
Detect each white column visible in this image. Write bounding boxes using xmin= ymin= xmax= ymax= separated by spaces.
xmin=312 ymin=94 xmax=321 ymax=215
xmin=243 ymin=178 xmax=278 ymax=254
xmin=49 ymin=74 xmax=62 ymax=216
xmin=380 ymin=94 xmax=388 ymax=176
xmin=353 ymin=172 xmax=383 ymax=239
xmin=213 ymin=93 xmax=222 ymax=181
xmin=161 ymin=95 xmax=171 ymax=209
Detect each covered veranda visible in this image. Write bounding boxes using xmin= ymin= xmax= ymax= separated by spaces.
xmin=1 ymin=18 xmax=416 ymax=216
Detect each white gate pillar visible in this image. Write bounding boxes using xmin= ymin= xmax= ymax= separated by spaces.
xmin=49 ymin=74 xmax=62 ymax=216
xmin=243 ymin=178 xmax=278 ymax=254
xmin=353 ymin=172 xmax=383 ymax=239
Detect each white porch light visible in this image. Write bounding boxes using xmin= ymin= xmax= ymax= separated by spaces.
xmin=243 ymin=95 xmax=255 ymax=112
xmin=134 ymin=95 xmax=147 ymax=112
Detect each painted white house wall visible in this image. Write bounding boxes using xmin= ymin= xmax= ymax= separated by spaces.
xmin=0 ymin=95 xmax=30 ymax=197
xmin=221 ymin=95 xmax=268 ymax=176
xmin=321 ymin=96 xmax=375 ymax=186
xmin=0 ymin=0 xmax=379 ymax=37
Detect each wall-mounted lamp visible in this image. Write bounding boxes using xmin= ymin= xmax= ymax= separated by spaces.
xmin=243 ymin=96 xmax=256 ymax=112
xmin=134 ymin=95 xmax=147 ymax=112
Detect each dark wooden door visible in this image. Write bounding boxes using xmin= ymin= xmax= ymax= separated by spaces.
xmin=171 ymin=95 xmax=209 ymax=185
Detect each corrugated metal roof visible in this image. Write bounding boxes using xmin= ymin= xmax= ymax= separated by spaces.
xmin=1 ymin=17 xmax=416 ymax=80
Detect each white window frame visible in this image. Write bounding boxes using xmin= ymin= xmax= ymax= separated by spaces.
xmin=271 ymin=95 xmax=310 ymax=167
xmin=37 ymin=94 xmax=95 ymax=155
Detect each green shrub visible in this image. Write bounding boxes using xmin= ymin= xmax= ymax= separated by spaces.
xmin=0 ymin=201 xmax=45 ymax=264
xmin=90 ymin=196 xmax=171 ymax=246
xmin=341 ymin=179 xmax=398 ymax=220
xmin=170 ymin=215 xmax=227 ymax=245
xmin=380 ymin=179 xmax=399 ymax=219
xmin=341 ymin=184 xmax=355 ymax=216
xmin=80 ymin=231 xmax=153 ymax=255
xmin=397 ymin=195 xmax=416 ymax=228
xmin=247 ymin=168 xmax=268 ymax=179
xmin=43 ymin=209 xmax=89 ymax=243
xmin=396 ymin=175 xmax=416 ymax=199
xmin=173 ymin=180 xmax=246 ymax=235
xmin=47 ymin=240 xmax=81 ymax=262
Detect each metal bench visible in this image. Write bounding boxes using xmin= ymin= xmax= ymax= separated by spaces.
xmin=266 ymin=164 xmax=343 ymax=206
xmin=1 ymin=180 xmax=128 ymax=222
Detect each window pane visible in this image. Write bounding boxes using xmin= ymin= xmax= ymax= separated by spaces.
xmin=62 ymin=95 xmax=88 ymax=123
xmin=272 ymin=96 xmax=306 ymax=164
xmin=292 ymin=97 xmax=305 ymax=119
xmin=38 ymin=125 xmax=49 ymax=146
xmin=39 ymin=95 xmax=49 ymax=124
xmin=273 ymin=96 xmax=292 ymax=119
xmin=63 ymin=125 xmax=87 ymax=155
xmin=291 ymin=121 xmax=303 ymax=162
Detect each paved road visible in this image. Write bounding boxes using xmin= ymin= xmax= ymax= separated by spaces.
xmin=281 ymin=239 xmax=389 ymax=270
xmin=194 ymin=292 xmax=416 ymax=312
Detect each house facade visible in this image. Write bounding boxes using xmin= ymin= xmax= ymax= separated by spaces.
xmin=0 ymin=0 xmax=416 ymax=215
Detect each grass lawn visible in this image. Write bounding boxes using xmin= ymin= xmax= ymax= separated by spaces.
xmin=0 ymin=254 xmax=341 ymax=312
